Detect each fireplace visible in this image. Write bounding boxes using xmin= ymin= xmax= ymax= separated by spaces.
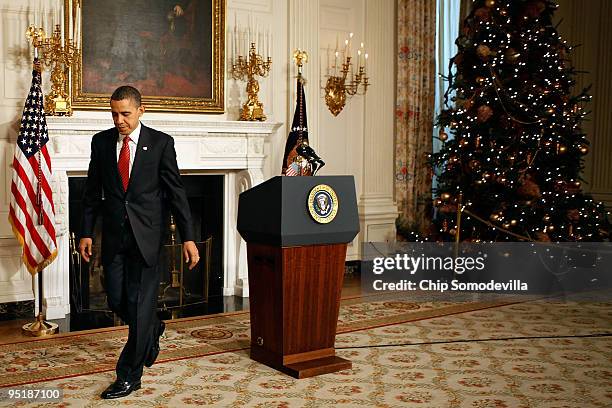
xmin=67 ymin=175 xmax=225 ymax=329
xmin=41 ymin=117 xmax=281 ymax=320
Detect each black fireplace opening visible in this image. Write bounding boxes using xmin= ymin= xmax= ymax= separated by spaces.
xmin=67 ymin=174 xmax=231 ymax=331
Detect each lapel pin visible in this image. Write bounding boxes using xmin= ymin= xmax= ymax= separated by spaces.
xmin=143 ymin=146 xmax=148 ymax=151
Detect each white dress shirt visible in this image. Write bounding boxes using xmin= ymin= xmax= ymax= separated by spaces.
xmin=116 ymin=122 xmax=141 ymax=177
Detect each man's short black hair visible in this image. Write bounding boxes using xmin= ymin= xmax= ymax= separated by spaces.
xmin=110 ymin=85 xmax=142 ymax=106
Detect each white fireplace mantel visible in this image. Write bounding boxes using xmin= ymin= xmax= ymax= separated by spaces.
xmin=42 ymin=117 xmax=281 ymax=319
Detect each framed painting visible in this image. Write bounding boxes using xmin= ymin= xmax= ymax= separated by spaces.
xmin=69 ymin=0 xmax=225 ymax=113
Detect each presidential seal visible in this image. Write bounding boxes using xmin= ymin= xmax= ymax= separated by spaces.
xmin=308 ymin=184 xmax=338 ymax=224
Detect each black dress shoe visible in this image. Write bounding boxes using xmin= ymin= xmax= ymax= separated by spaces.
xmin=100 ymin=379 xmax=141 ymax=399
xmin=144 ymin=320 xmax=165 ymax=367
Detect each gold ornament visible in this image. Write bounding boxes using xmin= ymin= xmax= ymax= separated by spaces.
xmin=578 ymin=144 xmax=589 ymax=154
xmin=438 ymin=129 xmax=449 ymax=141
xmin=505 ymin=50 xmax=521 ymax=63
xmin=476 ymin=76 xmax=486 ymax=85
xmin=476 ymin=44 xmax=492 ymax=60
xmin=441 ymin=192 xmax=451 ymax=201
xmin=485 ymin=0 xmax=496 ymax=7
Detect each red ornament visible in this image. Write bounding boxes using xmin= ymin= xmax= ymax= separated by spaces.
xmin=477 ymin=105 xmax=493 ymax=122
xmin=474 ymin=7 xmax=491 ymax=21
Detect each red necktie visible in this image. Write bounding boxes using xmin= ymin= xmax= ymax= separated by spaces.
xmin=118 ymin=136 xmax=131 ymax=191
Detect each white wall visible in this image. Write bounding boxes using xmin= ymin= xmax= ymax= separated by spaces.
xmin=0 ymin=0 xmax=397 ymax=308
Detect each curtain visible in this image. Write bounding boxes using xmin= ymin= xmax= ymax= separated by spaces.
xmin=433 ymin=0 xmax=461 ymax=182
xmin=395 ymin=0 xmax=436 ymax=236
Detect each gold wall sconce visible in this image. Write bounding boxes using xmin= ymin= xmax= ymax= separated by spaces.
xmin=323 ymin=33 xmax=370 ymax=116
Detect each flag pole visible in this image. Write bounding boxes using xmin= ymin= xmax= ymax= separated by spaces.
xmin=19 ymin=57 xmax=59 ymax=337
xmin=22 ymin=268 xmax=58 ymax=337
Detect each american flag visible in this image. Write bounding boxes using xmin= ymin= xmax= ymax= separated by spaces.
xmin=8 ymin=61 xmax=57 ymax=275
xmin=281 ymin=75 xmax=309 ymax=176
xmin=285 ymin=162 xmax=300 ymax=176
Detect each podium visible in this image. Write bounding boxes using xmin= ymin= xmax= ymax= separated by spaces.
xmin=237 ymin=176 xmax=359 ymax=378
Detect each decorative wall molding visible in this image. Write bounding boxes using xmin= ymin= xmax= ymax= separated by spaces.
xmin=359 ymin=0 xmax=397 ymax=251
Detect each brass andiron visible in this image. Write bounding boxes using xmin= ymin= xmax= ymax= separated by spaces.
xmin=324 ymin=33 xmax=370 ymax=116
xmin=160 ymin=215 xmax=190 ymax=310
xmin=231 ymin=42 xmax=272 ymax=121
xmin=26 ymin=23 xmax=79 ymax=116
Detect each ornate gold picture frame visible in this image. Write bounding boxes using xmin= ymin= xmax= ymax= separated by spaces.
xmin=69 ymin=0 xmax=225 ymax=113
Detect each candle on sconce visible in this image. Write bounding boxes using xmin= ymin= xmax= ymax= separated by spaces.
xmin=255 ymin=19 xmax=259 ymax=49
xmin=334 ymin=50 xmax=339 ymax=75
xmin=359 ymin=42 xmax=364 ymax=67
xmin=365 ymin=53 xmax=368 ymax=71
xmin=41 ymin=0 xmax=47 ymax=29
xmin=348 ymin=32 xmax=353 ymax=55
xmin=357 ymin=49 xmax=362 ymax=70
xmin=233 ymin=14 xmax=237 ymax=61
xmin=60 ymin=0 xmax=64 ymax=43
xmin=248 ymin=13 xmax=253 ymax=47
xmin=344 ymin=39 xmax=349 ymax=64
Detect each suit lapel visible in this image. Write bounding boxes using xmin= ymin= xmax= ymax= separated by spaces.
xmin=127 ymin=125 xmax=149 ymax=193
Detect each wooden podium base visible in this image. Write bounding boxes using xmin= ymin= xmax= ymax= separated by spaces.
xmin=251 ymin=345 xmax=352 ymax=379
xmin=247 ymin=242 xmax=350 ymax=379
xmin=283 ymin=356 xmax=352 ymax=379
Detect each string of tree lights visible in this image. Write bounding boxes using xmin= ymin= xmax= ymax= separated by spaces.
xmin=427 ymin=0 xmax=610 ymax=242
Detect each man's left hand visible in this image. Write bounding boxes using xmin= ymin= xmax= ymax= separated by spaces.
xmin=183 ymin=241 xmax=200 ymax=270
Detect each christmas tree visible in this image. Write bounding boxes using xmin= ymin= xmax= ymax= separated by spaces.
xmin=429 ymin=0 xmax=609 ymax=242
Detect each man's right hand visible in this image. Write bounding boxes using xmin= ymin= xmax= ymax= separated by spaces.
xmin=79 ymin=238 xmax=93 ymax=262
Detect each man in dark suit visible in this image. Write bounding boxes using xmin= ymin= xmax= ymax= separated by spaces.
xmin=79 ymin=86 xmax=199 ymax=399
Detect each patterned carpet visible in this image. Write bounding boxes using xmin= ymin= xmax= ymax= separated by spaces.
xmin=1 ymin=295 xmax=611 ymax=407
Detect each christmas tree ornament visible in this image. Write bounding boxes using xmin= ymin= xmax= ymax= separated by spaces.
xmin=438 ymin=129 xmax=449 ymax=141
xmin=485 ymin=0 xmax=496 ymax=8
xmin=505 ymin=49 xmax=521 ymax=63
xmin=567 ymin=209 xmax=580 ymax=221
xmin=474 ymin=8 xmax=491 ymax=21
xmin=477 ymin=105 xmax=493 ymax=122
xmin=476 ymin=44 xmax=492 ymax=60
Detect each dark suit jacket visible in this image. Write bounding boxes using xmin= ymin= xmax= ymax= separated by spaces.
xmin=81 ymin=124 xmax=194 ymax=267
